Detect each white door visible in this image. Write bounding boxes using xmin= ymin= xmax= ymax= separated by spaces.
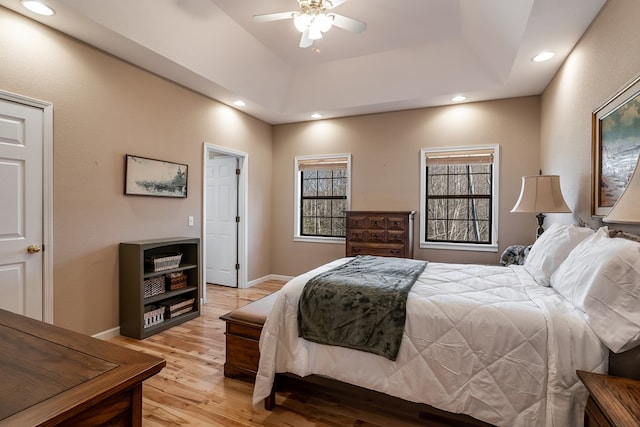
xmin=0 ymin=98 xmax=44 ymax=320
xmin=206 ymin=155 xmax=238 ymax=286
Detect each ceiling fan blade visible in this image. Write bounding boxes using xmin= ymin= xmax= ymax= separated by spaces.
xmin=330 ymin=13 xmax=367 ymax=33
xmin=325 ymin=0 xmax=348 ymax=8
xmin=252 ymin=11 xmax=296 ymax=23
xmin=299 ymin=30 xmax=313 ymax=48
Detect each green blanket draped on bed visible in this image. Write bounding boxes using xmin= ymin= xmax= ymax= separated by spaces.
xmin=297 ymin=255 xmax=428 ymax=361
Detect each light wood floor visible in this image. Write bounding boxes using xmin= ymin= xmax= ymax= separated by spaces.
xmin=109 ymin=281 xmax=431 ymax=426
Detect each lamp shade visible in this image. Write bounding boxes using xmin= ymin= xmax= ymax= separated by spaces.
xmin=511 ymin=175 xmax=571 ymax=213
xmin=603 ymin=156 xmax=640 ymax=223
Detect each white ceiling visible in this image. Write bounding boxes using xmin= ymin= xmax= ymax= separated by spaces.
xmin=0 ymin=0 xmax=607 ymax=124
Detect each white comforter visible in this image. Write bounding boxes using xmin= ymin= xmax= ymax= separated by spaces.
xmin=253 ymin=258 xmax=608 ymax=426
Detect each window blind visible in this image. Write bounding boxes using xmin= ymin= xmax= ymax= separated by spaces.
xmin=298 ymin=157 xmax=349 ymax=170
xmin=425 ymin=148 xmax=494 ymax=166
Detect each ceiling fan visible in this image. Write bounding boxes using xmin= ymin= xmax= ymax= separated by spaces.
xmin=252 ymin=0 xmax=367 ymax=48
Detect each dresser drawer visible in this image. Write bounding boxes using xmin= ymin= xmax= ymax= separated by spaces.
xmin=348 ymin=229 xmax=401 ymax=244
xmin=348 ymin=243 xmax=405 ymax=258
xmin=347 ymin=229 xmax=369 ymax=241
xmin=386 ymin=216 xmax=407 ymax=230
xmin=387 ymin=230 xmax=406 ymax=243
xmin=367 ymin=230 xmax=386 ymax=242
xmin=367 ymin=216 xmax=387 ymax=229
xmin=348 ymin=215 xmax=368 ymax=229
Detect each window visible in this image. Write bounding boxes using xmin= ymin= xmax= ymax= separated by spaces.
xmin=294 ymin=154 xmax=351 ymax=242
xmin=420 ymin=145 xmax=499 ymax=252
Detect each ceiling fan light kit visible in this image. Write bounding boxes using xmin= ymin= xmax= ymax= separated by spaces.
xmin=253 ymin=0 xmax=366 ymax=48
xmin=293 ymin=12 xmax=333 ymax=40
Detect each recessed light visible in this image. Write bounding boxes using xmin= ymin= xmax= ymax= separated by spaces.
xmin=21 ymin=1 xmax=55 ymax=16
xmin=532 ymin=51 xmax=555 ymax=62
xmin=451 ymin=95 xmax=466 ymax=102
xmin=233 ymin=100 xmax=246 ymax=107
xmin=310 ymin=113 xmax=322 ymax=119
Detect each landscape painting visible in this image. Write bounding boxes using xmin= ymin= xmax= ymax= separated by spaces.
xmin=125 ymin=155 xmax=188 ymax=198
xmin=593 ymin=75 xmax=640 ymax=216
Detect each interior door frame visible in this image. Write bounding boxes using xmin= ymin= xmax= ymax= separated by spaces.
xmin=202 ymin=143 xmax=248 ymax=301
xmin=0 ymin=90 xmax=54 ymax=323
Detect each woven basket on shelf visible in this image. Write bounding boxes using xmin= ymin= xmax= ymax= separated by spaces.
xmin=143 ymin=276 xmax=166 ymax=298
xmin=143 ymin=305 xmax=164 ymax=328
xmin=167 ymin=272 xmax=187 ymax=290
xmin=145 ymin=253 xmax=182 ymax=272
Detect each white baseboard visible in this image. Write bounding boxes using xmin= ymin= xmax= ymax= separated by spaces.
xmin=247 ymin=274 xmax=293 ymax=288
xmin=92 ymin=326 xmax=120 ymax=340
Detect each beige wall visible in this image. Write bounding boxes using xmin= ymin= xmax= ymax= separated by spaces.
xmin=541 ymin=0 xmax=640 ymax=234
xmin=4 ymin=0 xmax=636 ymax=335
xmin=0 ymin=7 xmax=273 ymax=335
xmin=271 ymin=97 xmax=541 ymax=276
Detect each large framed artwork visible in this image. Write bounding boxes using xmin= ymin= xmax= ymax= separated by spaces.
xmin=125 ymin=154 xmax=188 ymax=198
xmin=592 ymin=74 xmax=640 ymax=216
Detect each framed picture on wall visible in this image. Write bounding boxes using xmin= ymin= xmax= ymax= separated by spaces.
xmin=125 ymin=154 xmax=188 ymax=198
xmin=592 ymin=74 xmax=640 ymax=216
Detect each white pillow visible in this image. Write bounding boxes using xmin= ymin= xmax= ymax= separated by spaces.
xmin=524 ymin=223 xmax=594 ymax=286
xmin=550 ymin=227 xmax=640 ymax=352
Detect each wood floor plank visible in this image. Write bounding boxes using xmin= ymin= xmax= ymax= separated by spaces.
xmin=109 ymin=281 xmax=431 ymax=426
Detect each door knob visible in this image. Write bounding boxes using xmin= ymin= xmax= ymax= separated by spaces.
xmin=27 ymin=244 xmax=41 ymax=254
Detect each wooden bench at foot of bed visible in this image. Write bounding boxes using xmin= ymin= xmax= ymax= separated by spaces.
xmin=219 ymin=292 xmax=279 ymax=381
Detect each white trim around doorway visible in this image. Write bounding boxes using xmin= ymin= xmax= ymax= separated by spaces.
xmin=0 ymin=90 xmax=54 ymax=323
xmin=201 ymin=143 xmax=249 ymax=303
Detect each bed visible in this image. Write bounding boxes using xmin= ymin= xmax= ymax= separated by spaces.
xmin=253 ymin=224 xmax=640 ymax=426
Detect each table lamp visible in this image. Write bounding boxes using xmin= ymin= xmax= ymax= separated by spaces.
xmin=511 ymin=174 xmax=571 ymax=238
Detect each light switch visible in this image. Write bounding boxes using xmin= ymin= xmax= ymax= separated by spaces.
xmin=188 ymin=216 xmax=194 ymax=226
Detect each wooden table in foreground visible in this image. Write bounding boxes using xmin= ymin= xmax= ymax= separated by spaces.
xmin=0 ymin=309 xmax=165 ymax=426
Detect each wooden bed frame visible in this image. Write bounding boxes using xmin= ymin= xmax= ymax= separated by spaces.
xmin=264 ymin=346 xmax=640 ymax=427
xmin=265 ymin=372 xmax=494 ymax=427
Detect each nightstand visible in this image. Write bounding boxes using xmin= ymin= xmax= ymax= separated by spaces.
xmin=577 ymin=370 xmax=640 ymax=426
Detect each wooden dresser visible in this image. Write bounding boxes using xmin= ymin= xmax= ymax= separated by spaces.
xmin=0 ymin=309 xmax=165 ymax=426
xmin=577 ymin=370 xmax=640 ymax=426
xmin=345 ymin=211 xmax=415 ymax=259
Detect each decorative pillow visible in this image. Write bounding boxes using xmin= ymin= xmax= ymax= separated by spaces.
xmin=499 ymin=244 xmax=532 ymax=266
xmin=523 ymin=223 xmax=594 ymax=286
xmin=608 ymin=228 xmax=640 ymax=242
xmin=550 ymin=227 xmax=640 ymax=352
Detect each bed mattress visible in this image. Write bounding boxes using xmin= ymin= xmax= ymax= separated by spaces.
xmin=253 ymin=258 xmax=608 ymax=426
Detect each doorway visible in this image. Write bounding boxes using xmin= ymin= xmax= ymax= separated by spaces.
xmin=0 ymin=90 xmax=53 ymax=322
xmin=202 ymin=144 xmax=248 ymax=295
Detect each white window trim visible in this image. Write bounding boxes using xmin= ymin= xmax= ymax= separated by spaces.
xmin=294 ymin=153 xmax=351 ymax=243
xmin=419 ymin=145 xmax=500 ymax=252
